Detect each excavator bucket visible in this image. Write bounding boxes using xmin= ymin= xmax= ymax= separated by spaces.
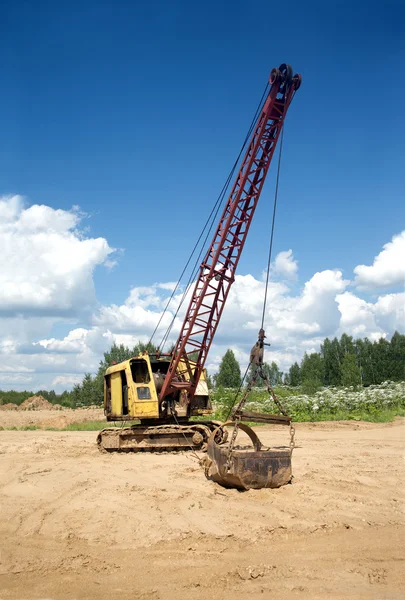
xmin=204 ymin=422 xmax=292 ymax=490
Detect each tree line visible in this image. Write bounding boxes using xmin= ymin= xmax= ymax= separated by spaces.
xmin=0 ymin=388 xmax=74 ymax=408
xmin=214 ymin=332 xmax=405 ymax=392
xmin=0 ymin=342 xmax=156 ymax=408
xmin=1 ymin=332 xmax=404 ymax=408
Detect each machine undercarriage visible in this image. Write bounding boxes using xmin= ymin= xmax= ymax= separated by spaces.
xmin=97 ymin=420 xmax=227 ymax=452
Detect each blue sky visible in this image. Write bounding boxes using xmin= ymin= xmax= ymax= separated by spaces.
xmin=0 ymin=1 xmax=404 ymax=390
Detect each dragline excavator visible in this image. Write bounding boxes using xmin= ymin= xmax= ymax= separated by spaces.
xmin=97 ymin=63 xmax=301 ymax=454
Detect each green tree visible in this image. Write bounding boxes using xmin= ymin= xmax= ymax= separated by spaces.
xmin=246 ymin=361 xmax=282 ymax=387
xmin=0 ymin=390 xmax=34 ymax=406
xmin=71 ymin=383 xmax=83 ymax=407
xmin=288 ymin=362 xmax=301 ymax=386
xmin=59 ymin=390 xmax=74 ymax=408
xmin=80 ymin=373 xmax=98 ymax=407
xmin=300 ymin=352 xmax=324 ymax=393
xmin=206 ymin=373 xmax=214 ymax=390
xmin=340 ymin=353 xmax=362 ymax=388
xmin=215 ymin=349 xmax=241 ymax=388
xmin=371 ymin=337 xmax=391 ymax=383
xmin=339 ymin=333 xmax=355 ymax=357
xmin=321 ymin=337 xmax=341 ymax=386
xmin=388 ymin=331 xmax=405 ymax=381
xmin=355 ymin=337 xmax=375 ymax=386
xmin=98 ymin=343 xmax=135 ymax=372
xmin=93 ymin=341 xmax=159 ymax=404
xmin=36 ymin=389 xmax=57 ymax=403
xmin=341 ymin=354 xmax=361 ymax=388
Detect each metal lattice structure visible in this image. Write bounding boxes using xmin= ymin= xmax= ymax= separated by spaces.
xmin=159 ymin=64 xmax=301 ymax=401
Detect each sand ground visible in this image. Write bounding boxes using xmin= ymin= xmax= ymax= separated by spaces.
xmin=0 ymin=408 xmax=105 ymax=430
xmin=0 ymin=418 xmax=404 ymax=599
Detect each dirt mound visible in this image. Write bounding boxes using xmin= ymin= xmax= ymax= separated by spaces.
xmin=40 ymin=415 xmax=71 ymax=429
xmin=0 ymin=403 xmax=18 ymax=411
xmin=18 ymin=396 xmax=55 ymax=411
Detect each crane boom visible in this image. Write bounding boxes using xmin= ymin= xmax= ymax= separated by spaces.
xmin=160 ymin=64 xmax=301 ymax=401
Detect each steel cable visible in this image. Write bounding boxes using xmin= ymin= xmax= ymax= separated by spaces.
xmin=151 ymin=82 xmax=270 ymax=351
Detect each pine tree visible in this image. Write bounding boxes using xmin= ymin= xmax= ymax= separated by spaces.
xmin=80 ymin=373 xmax=97 ymax=406
xmin=215 ymin=349 xmax=241 ymax=388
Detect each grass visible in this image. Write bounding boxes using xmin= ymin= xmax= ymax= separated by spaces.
xmin=1 ymin=410 xmax=404 ymax=432
xmin=62 ymin=420 xmax=109 ymax=431
xmin=1 ymin=383 xmax=404 ymax=430
xmin=289 ymin=407 xmax=405 ymax=423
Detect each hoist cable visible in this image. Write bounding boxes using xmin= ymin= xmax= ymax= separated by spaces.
xmin=225 ymin=121 xmax=287 ymax=419
xmin=260 ymin=125 xmax=284 ymax=330
xmin=148 ymin=206 xmax=218 ymax=346
xmin=159 ymin=83 xmax=269 ymax=351
xmin=155 ymin=82 xmax=270 ymax=351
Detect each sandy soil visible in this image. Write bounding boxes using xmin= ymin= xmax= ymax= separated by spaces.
xmin=0 ymin=419 xmax=404 ymax=600
xmin=0 ymin=408 xmax=105 ymax=430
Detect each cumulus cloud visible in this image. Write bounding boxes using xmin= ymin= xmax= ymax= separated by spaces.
xmin=0 ymin=195 xmax=115 ymax=317
xmin=11 ymin=271 xmax=403 ymax=390
xmin=354 ymin=230 xmax=405 ymax=290
xmin=94 ymin=284 xmax=182 ymax=337
xmin=373 ymin=292 xmax=405 ymax=333
xmin=0 ymin=197 xmax=404 ymax=391
xmin=32 ymin=328 xmax=112 ymax=355
xmin=271 ymin=249 xmax=298 ymax=280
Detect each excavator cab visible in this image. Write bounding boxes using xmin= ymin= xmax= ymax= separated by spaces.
xmin=104 ymin=353 xmax=212 ymax=422
xmin=98 ymin=353 xmax=220 ymax=452
xmin=104 ymin=356 xmax=159 ymax=421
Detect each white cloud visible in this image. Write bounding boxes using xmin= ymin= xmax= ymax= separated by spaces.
xmin=0 ymin=196 xmax=404 ymax=391
xmin=0 ymin=195 xmax=115 ymax=317
xmin=0 ymin=364 xmax=34 ymax=373
xmin=52 ymin=375 xmax=83 ymax=387
xmin=157 ymin=282 xmax=178 ymax=291
xmin=271 ymin=249 xmax=298 ymax=280
xmin=336 ymin=291 xmax=405 ymax=340
xmin=0 ymin=374 xmax=33 ymax=384
xmin=374 ymin=292 xmax=405 ymax=332
xmin=94 ymin=283 xmax=182 ymax=339
xmin=354 ymin=230 xmax=405 ymax=290
xmin=33 ymin=327 xmax=112 ymax=355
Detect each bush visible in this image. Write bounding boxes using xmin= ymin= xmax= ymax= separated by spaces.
xmin=301 ymin=378 xmax=322 ymax=395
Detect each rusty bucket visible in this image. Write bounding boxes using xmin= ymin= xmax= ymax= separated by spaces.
xmin=204 ymin=422 xmax=292 ymax=490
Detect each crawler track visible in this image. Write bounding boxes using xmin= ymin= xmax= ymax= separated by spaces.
xmin=97 ymin=421 xmax=227 ymax=452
